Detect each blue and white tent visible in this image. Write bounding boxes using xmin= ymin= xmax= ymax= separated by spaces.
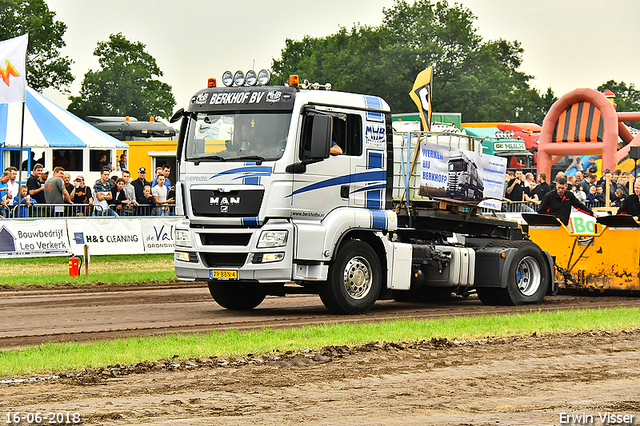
xmin=0 ymin=87 xmax=128 ymax=182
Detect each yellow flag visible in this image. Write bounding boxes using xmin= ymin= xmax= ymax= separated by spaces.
xmin=409 ymin=66 xmax=433 ymax=131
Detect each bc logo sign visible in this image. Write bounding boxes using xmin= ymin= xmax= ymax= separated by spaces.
xmin=365 ymin=125 xmax=386 ymax=144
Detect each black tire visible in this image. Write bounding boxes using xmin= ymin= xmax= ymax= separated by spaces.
xmin=475 ymin=287 xmax=501 ymax=305
xmin=480 ymin=241 xmax=549 ymax=305
xmin=207 ymin=281 xmax=267 ymax=311
xmin=320 ymin=240 xmax=382 ymax=315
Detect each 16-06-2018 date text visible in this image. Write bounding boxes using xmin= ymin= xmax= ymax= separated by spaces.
xmin=5 ymin=412 xmax=81 ymax=425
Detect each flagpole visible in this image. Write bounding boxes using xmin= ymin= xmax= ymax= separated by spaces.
xmin=17 ymin=100 xmax=26 ymax=185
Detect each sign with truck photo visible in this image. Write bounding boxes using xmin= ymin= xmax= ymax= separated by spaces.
xmin=418 ymin=141 xmax=507 ymax=210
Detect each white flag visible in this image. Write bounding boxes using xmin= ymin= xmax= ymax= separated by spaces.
xmin=0 ymin=34 xmax=28 ymax=104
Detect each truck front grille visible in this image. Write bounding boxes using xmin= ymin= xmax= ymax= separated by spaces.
xmin=200 ymin=233 xmax=251 ymax=246
xmin=190 ymin=189 xmax=264 ymax=217
xmin=201 ymin=253 xmax=248 ymax=267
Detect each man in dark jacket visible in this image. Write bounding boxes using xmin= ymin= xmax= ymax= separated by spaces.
xmin=617 ymin=179 xmax=640 ymax=217
xmin=538 ymin=177 xmax=593 ymax=225
xmin=131 ymin=167 xmax=151 ymax=204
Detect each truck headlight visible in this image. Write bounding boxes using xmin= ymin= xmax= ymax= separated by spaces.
xmin=257 ymin=230 xmax=288 ymax=248
xmin=175 ymin=229 xmax=192 ymax=248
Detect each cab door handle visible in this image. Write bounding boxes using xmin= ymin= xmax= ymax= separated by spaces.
xmin=340 ymin=185 xmax=350 ymax=198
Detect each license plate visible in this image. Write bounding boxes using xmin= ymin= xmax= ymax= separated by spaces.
xmin=210 ymin=270 xmax=237 ymax=280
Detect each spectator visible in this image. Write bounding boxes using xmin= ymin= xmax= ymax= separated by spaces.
xmin=551 ymin=171 xmax=565 ymax=191
xmin=531 ymin=172 xmax=551 ymax=204
xmin=586 ymin=185 xmax=598 ymax=206
xmin=131 ymin=167 xmax=151 ymax=204
xmin=110 ymin=177 xmax=132 ymax=216
xmin=121 ymin=170 xmax=138 ymax=214
xmin=117 ymin=153 xmax=128 ymax=172
xmin=575 ymin=170 xmax=584 ymax=186
xmin=152 ymin=164 xmax=172 ymax=189
xmin=581 ymin=173 xmax=596 ymax=194
xmin=69 ymin=175 xmax=93 ymax=216
xmin=139 ymin=185 xmax=156 ymax=215
xmin=617 ymin=180 xmax=640 ymax=217
xmin=93 ymin=167 xmax=116 ymax=216
xmin=26 ymin=163 xmax=46 ymax=205
xmin=617 ymin=173 xmax=630 ymax=196
xmin=44 ymin=167 xmax=72 ymax=215
xmin=13 ymin=184 xmax=36 ymax=218
xmin=152 ymin=166 xmax=162 ymax=184
xmin=62 ymin=172 xmax=74 ymax=198
xmin=538 ymin=176 xmax=594 ymax=225
xmin=5 ymin=166 xmax=19 ymax=211
xmin=595 ymin=186 xmax=606 ymax=205
xmin=505 ymin=170 xmax=533 ymax=212
xmin=611 ymin=188 xmax=627 ymax=207
xmin=0 ymin=171 xmax=11 ymax=217
xmin=152 ymin=175 xmax=173 ymax=216
xmin=97 ymin=153 xmax=113 ymax=171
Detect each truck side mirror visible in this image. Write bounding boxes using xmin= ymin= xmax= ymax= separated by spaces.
xmin=303 ymin=114 xmax=331 ymax=162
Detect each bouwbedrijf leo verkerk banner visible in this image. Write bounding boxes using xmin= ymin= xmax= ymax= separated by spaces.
xmin=418 ymin=141 xmax=507 ymax=210
xmin=0 ymin=220 xmax=70 ymax=256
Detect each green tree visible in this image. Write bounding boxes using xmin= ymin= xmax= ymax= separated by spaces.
xmin=272 ymin=0 xmax=551 ymax=123
xmin=0 ymin=0 xmax=74 ymax=92
xmin=68 ymin=33 xmax=175 ymax=120
xmin=597 ymin=80 xmax=640 ymax=113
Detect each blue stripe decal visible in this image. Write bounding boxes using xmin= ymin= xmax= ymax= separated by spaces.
xmin=364 ymin=96 xmax=384 ymax=123
xmin=366 ymin=190 xmax=382 ymax=209
xmin=243 ymin=176 xmax=260 ymax=185
xmin=351 ymin=183 xmax=386 ymax=194
xmin=242 ymin=217 xmax=258 ymax=226
xmin=26 ymin=90 xmax=86 ymax=147
xmin=370 ymin=209 xmax=387 ymax=229
xmin=288 ymin=170 xmax=386 ymax=197
xmin=232 ymin=173 xmax=268 ymax=181
xmin=367 ymin=150 xmax=384 ymax=169
xmin=0 ymin=103 xmax=7 ymax=143
xmin=210 ymin=166 xmax=272 ymax=180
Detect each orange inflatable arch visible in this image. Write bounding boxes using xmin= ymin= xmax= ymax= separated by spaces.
xmin=539 ymin=88 xmax=640 ymax=178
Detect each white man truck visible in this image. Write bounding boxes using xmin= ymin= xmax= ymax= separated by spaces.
xmin=171 ymin=73 xmax=555 ymax=314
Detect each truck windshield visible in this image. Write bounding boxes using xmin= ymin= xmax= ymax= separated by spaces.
xmin=185 ymin=112 xmax=291 ymax=162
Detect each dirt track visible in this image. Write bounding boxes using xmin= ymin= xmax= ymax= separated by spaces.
xmin=2 ymin=282 xmax=640 ymax=349
xmin=1 ymin=284 xmax=639 ymax=425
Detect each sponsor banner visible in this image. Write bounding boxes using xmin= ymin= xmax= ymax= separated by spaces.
xmin=418 ymin=142 xmax=507 ymax=210
xmin=0 ymin=220 xmax=70 ymax=256
xmin=141 ymin=217 xmax=180 ymax=253
xmin=67 ymin=218 xmax=144 ymax=255
xmin=493 ymin=141 xmax=526 ymax=151
xmin=503 ymin=209 xmax=599 ymax=235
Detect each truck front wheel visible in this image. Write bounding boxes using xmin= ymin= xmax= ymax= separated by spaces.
xmin=320 ymin=240 xmax=382 ymax=315
xmin=208 ymin=281 xmax=267 ymax=310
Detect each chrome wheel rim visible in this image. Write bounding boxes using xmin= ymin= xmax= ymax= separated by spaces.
xmin=343 ymin=256 xmax=372 ymax=300
xmin=516 ymin=256 xmax=541 ymax=296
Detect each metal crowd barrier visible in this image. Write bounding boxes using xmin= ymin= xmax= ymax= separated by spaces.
xmin=4 ymin=203 xmax=176 ymax=218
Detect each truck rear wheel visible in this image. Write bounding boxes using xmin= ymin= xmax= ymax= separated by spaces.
xmin=207 ymin=281 xmax=267 ymax=311
xmin=320 ymin=240 xmax=382 ymax=315
xmin=480 ymin=241 xmax=549 ymax=305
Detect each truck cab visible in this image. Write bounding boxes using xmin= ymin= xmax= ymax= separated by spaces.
xmin=173 ymin=72 xmax=554 ymax=314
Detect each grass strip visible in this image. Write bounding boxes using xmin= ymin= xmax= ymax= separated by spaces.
xmin=0 ymin=254 xmax=175 ymax=286
xmin=1 ymin=306 xmax=639 ymax=377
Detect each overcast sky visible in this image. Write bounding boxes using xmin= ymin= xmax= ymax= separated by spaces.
xmin=43 ymin=0 xmax=640 ymax=117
